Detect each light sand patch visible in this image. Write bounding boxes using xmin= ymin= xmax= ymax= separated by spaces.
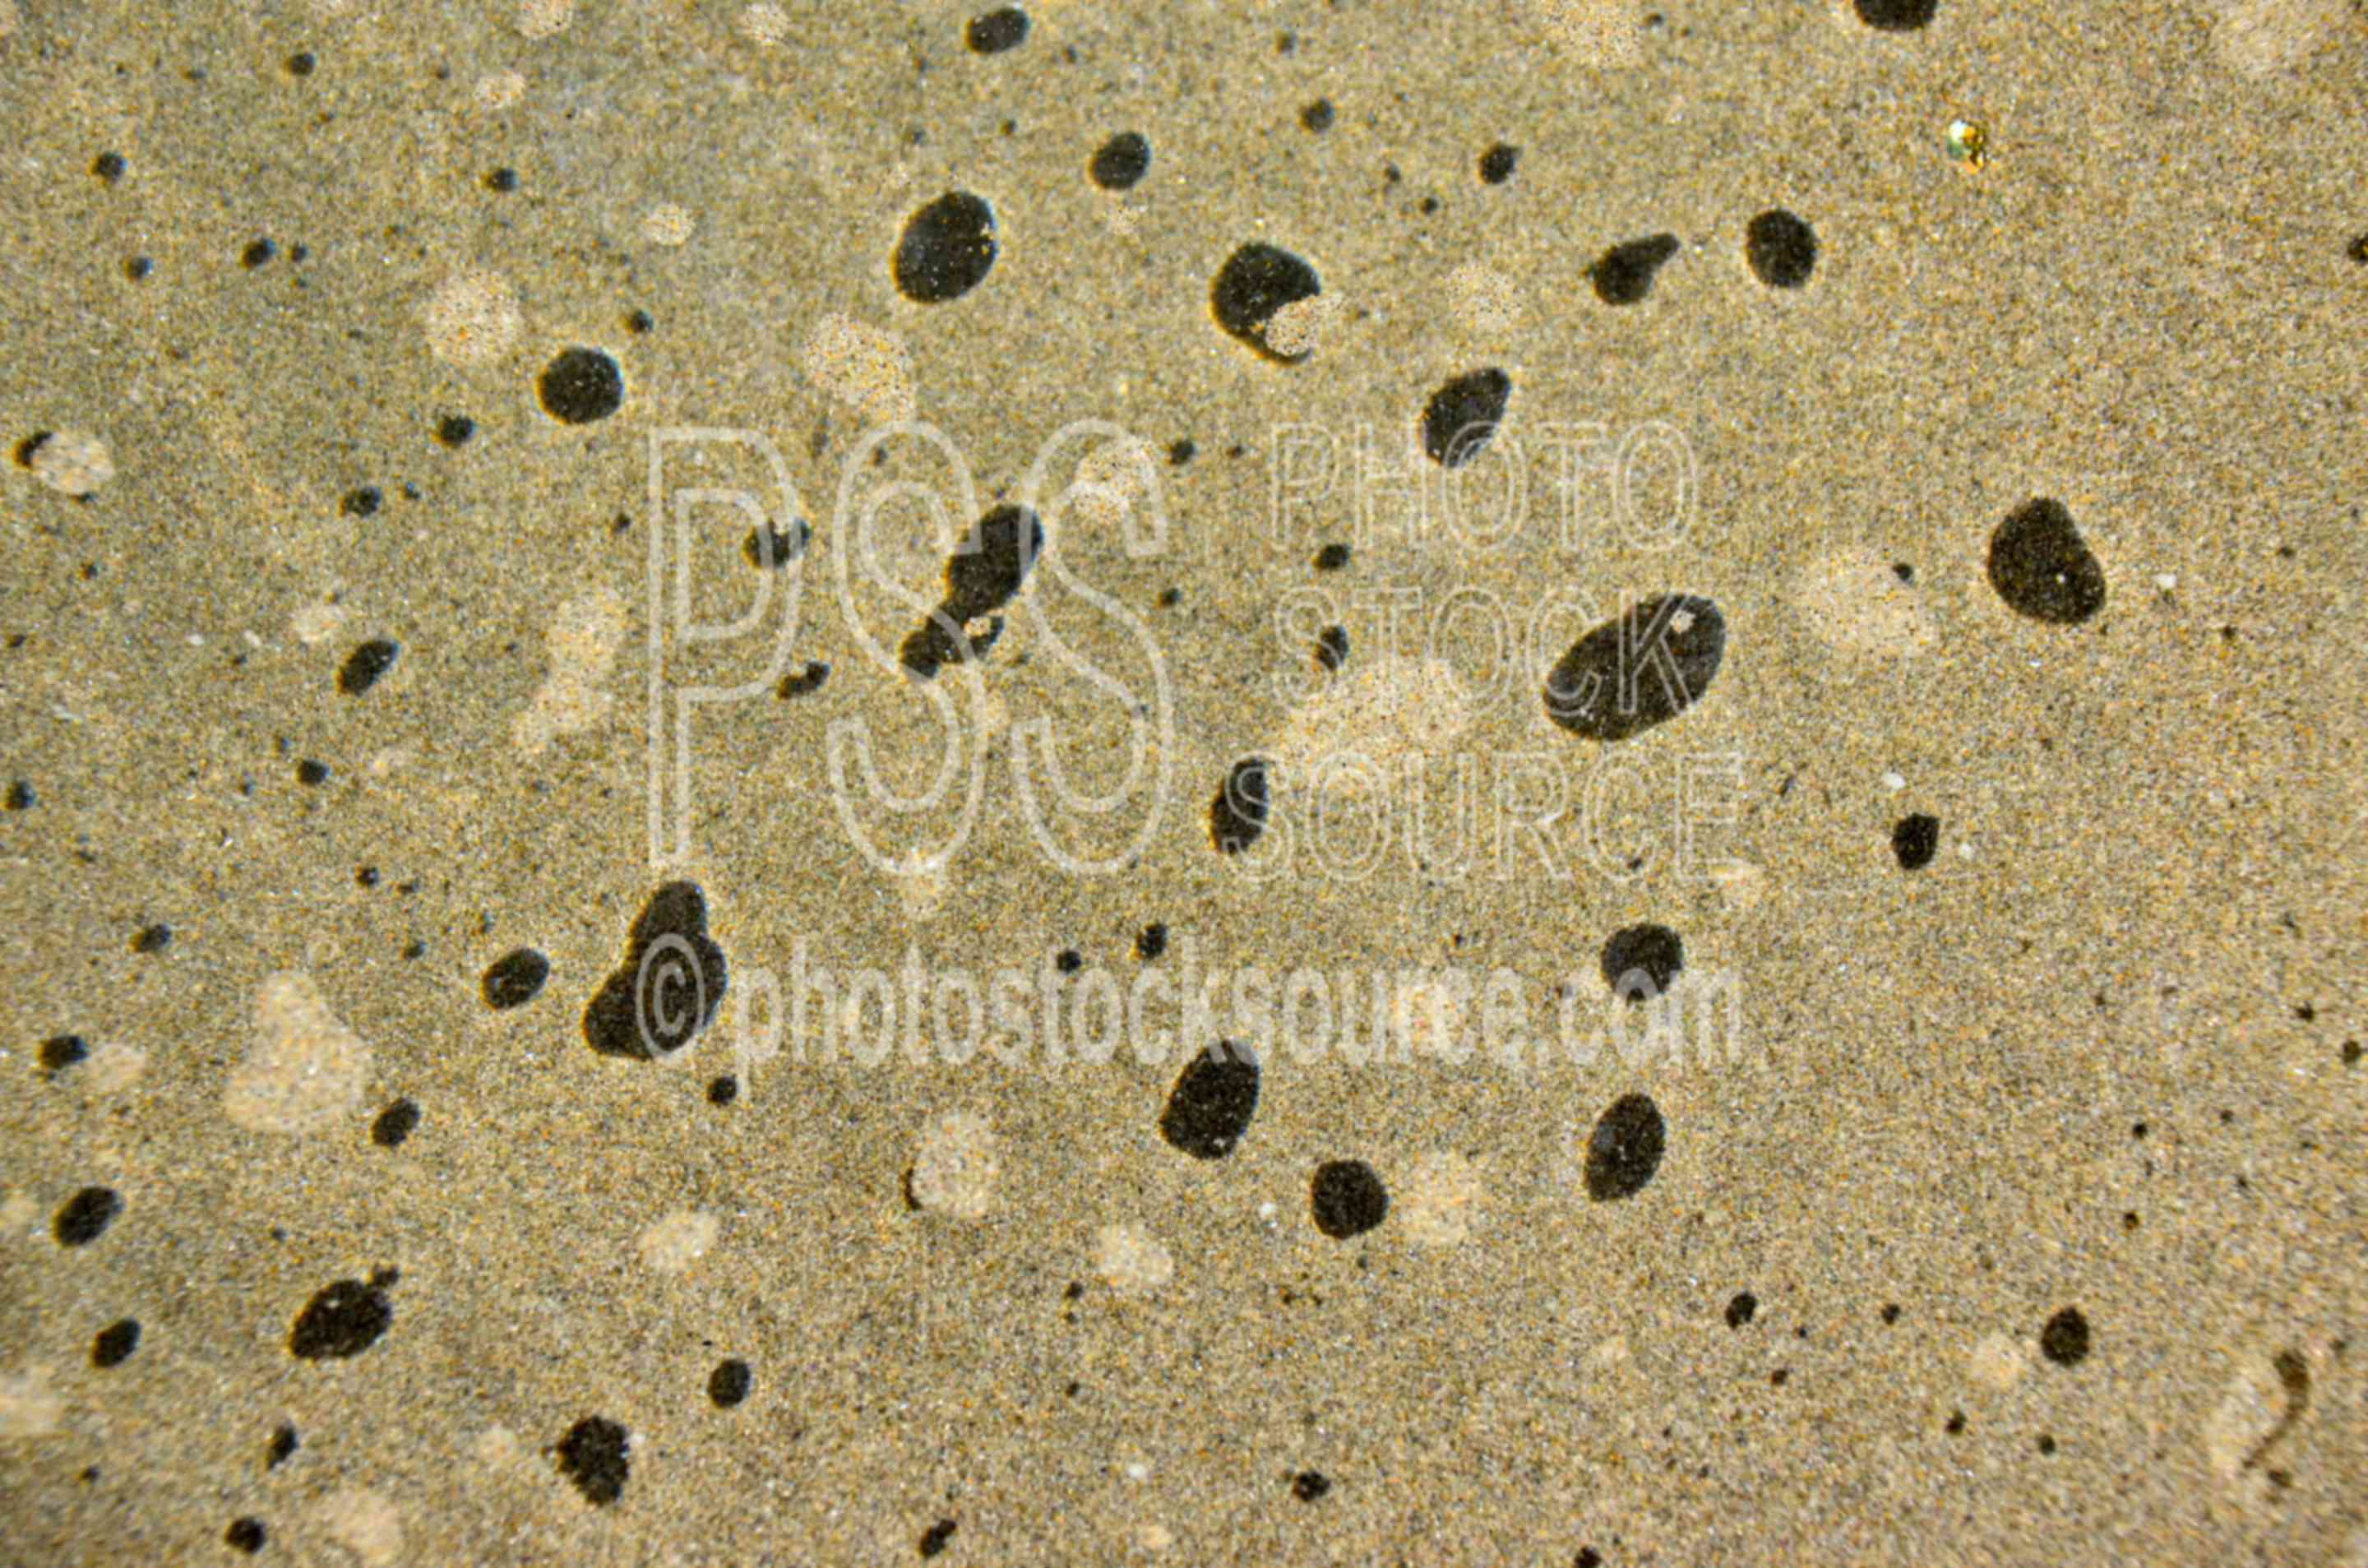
xmin=317 ymin=1487 xmax=405 ymax=1566
xmin=0 ymin=1367 xmax=62 ymax=1437
xmin=1391 ymin=971 xmax=1470 ymax=1061
xmin=84 ymin=1042 xmax=147 ymax=1094
xmin=738 ymin=2 xmax=790 ymax=44
xmin=1263 ymin=293 xmax=1343 ymax=359
xmin=291 ymin=599 xmax=346 ymax=645
xmin=1524 ymin=0 xmax=1644 ymax=65
xmin=909 ymin=1112 xmax=998 ymax=1219
xmin=637 ymin=1210 xmax=719 ymax=1273
xmin=516 ymin=0 xmax=572 ymax=39
xmin=1268 ymin=656 xmax=1478 ymax=803
xmin=1448 ymin=264 xmax=1525 ymax=337
xmin=473 ymin=1424 xmax=524 ymax=1469
xmin=1066 ymin=434 xmax=1164 ymax=535
xmin=1399 ymin=1150 xmax=1482 ymax=1246
xmin=1094 ymin=1223 xmax=1173 ymax=1294
xmin=514 ymin=585 xmax=627 ymax=754
xmin=2207 ymin=0 xmax=2347 ymax=75
xmin=25 ymin=430 xmax=114 ymax=497
xmin=1968 ymin=1330 xmax=2031 ymax=1390
xmin=641 ymin=204 xmax=695 ymax=247
xmin=227 ymin=971 xmax=370 ymax=1134
xmin=474 ymin=70 xmax=526 ymax=111
xmin=423 ymin=270 xmax=523 ymax=368
xmin=0 ymin=1193 xmax=34 ymax=1234
xmin=1792 ymin=548 xmax=1937 ymax=659
xmin=798 ymin=314 xmax=916 ymax=428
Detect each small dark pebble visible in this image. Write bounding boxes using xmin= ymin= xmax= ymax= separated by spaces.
xmin=266 ymin=1423 xmax=298 ymax=1468
xmin=1583 ymin=1093 xmax=1667 ymax=1201
xmin=1544 ymin=594 xmax=1726 ymax=742
xmin=242 ymin=238 xmax=277 ymax=269
xmin=54 ymin=1186 xmax=122 ymax=1247
xmin=778 ymin=660 xmax=830 ymax=698
xmin=435 ymin=414 xmax=475 ymax=446
xmin=131 ymin=923 xmax=171 ymax=954
xmin=1421 ymin=368 xmax=1512 ymax=468
xmin=708 ymin=1075 xmax=738 ymax=1105
xmin=288 ymin=1275 xmax=395 ymax=1359
xmin=1313 ymin=542 xmax=1351 ymax=571
xmin=1892 ymin=813 xmax=1940 ymax=870
xmin=1725 ymin=1291 xmax=1757 ymax=1328
xmin=1310 ymin=1159 xmax=1389 ymax=1238
xmin=1159 ymin=1041 xmax=1260 ymax=1159
xmin=1600 ymin=923 xmax=1683 ymax=1003
xmin=1854 ymin=0 xmax=1938 ymax=29
xmin=482 ymin=947 xmax=551 ymax=1009
xmin=919 ymin=1518 xmax=959 ymax=1556
xmin=1478 ymin=143 xmax=1519 ymax=184
xmin=92 ymin=151 xmax=126 ymax=183
xmin=1987 ymin=497 xmax=2107 ymax=624
xmin=1292 ymin=1471 xmax=1332 ymax=1502
xmin=225 ymin=1518 xmax=266 ymax=1554
xmin=337 ymin=638 xmax=400 ymax=696
xmin=965 ymin=7 xmax=1028 ymax=53
xmin=1589 ymin=234 xmax=1680 ymax=305
xmin=1300 ymin=99 xmax=1334 ymax=132
xmin=90 ymin=1318 xmax=141 ymax=1367
xmin=295 ymin=759 xmax=331 ymax=787
xmin=555 ymin=1416 xmax=631 ymax=1506
xmin=1209 ymin=756 xmax=1271 ymax=854
xmin=1210 ymin=243 xmax=1322 ymax=363
xmin=370 ymin=1099 xmax=419 ymax=1148
xmin=708 ymin=1358 xmax=752 ymax=1408
xmin=1135 ymin=923 xmax=1168 ymax=960
xmin=893 ymin=192 xmax=999 ymax=303
xmin=2040 ymin=1307 xmax=2091 ymax=1366
xmin=538 ymin=347 xmax=624 ymax=424
xmin=1744 ymin=208 xmax=1818 ymax=289
xmin=40 ymin=1034 xmax=89 ymax=1073
xmin=1090 ymin=132 xmax=1151 ymax=191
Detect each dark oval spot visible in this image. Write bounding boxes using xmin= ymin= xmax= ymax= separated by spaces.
xmin=894 ymin=192 xmax=998 ymax=303
xmin=1090 ymin=131 xmax=1150 ymax=191
xmin=708 ymin=1358 xmax=752 ymax=1408
xmin=1544 ymin=594 xmax=1727 ymax=741
xmin=537 ymin=347 xmax=623 ymax=424
xmin=1745 ymin=209 xmax=1817 ymax=289
xmin=1854 ymin=0 xmax=1938 ymax=29
xmin=1725 ymin=1291 xmax=1757 ymax=1328
xmin=1421 ymin=368 xmax=1512 ymax=468
xmin=1891 ymin=813 xmax=1940 ymax=870
xmin=1589 ymin=233 xmax=1680 ymax=305
xmin=1987 ymin=497 xmax=2106 ymax=623
xmin=964 ymin=7 xmax=1029 ymax=53
xmin=777 ymin=659 xmax=830 ymax=697
xmin=1478 ymin=142 xmax=1519 ymax=184
xmin=1314 ymin=623 xmax=1348 ymax=672
xmin=742 ymin=519 xmax=809 ymax=570
xmin=945 ymin=504 xmax=1043 ymax=619
xmin=91 ymin=1318 xmax=141 ymax=1367
xmin=1309 ymin=1159 xmax=1389 ymax=1238
xmin=225 ymin=1518 xmax=266 ymax=1554
xmin=40 ymin=1034 xmax=88 ymax=1073
xmin=1210 ymin=243 xmax=1322 ymax=363
xmin=2040 ymin=1307 xmax=2091 ymax=1366
xmin=583 ymin=881 xmax=728 ymax=1059
xmin=556 ymin=1416 xmax=630 ymax=1505
xmin=482 ymin=947 xmax=551 ymax=1010
xmin=1209 ymin=756 xmax=1271 ymax=853
xmin=1299 ymin=98 xmax=1334 ymax=132
xmin=371 ymin=1098 xmax=420 ymax=1148
xmin=1600 ymin=923 xmax=1683 ymax=1003
xmin=131 ymin=923 xmax=171 ymax=954
xmin=266 ymin=1423 xmax=298 ymax=1467
xmin=435 ymin=414 xmax=474 ymax=446
xmin=920 ymin=1519 xmax=959 ymax=1557
xmin=54 ymin=1186 xmax=122 ymax=1246
xmin=288 ymin=1276 xmax=394 ymax=1359
xmin=1159 ymin=1041 xmax=1260 ymax=1159
xmin=1292 ymin=1471 xmax=1332 ymax=1501
xmin=1584 ymin=1093 xmax=1666 ymax=1200
xmin=337 ymin=637 xmax=400 ymax=696
xmin=1135 ymin=923 xmax=1168 ymax=960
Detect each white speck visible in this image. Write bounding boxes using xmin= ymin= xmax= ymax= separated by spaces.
xmin=2155 ymin=572 xmax=2178 ymax=592
xmin=1880 ymin=770 xmax=1906 ymax=792
xmin=1123 ymin=1461 xmax=1149 ymax=1481
xmin=1957 ymin=841 xmax=1975 ymax=861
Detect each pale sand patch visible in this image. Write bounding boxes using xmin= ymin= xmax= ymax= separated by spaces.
xmin=516 ymin=0 xmax=572 ymax=39
xmin=1066 ymin=434 xmax=1165 ymax=535
xmin=1268 ymin=657 xmax=1478 ymax=803
xmin=738 ymin=2 xmax=790 ymax=44
xmin=638 ymin=1210 xmax=719 ymax=1274
xmin=1524 ymin=0 xmax=1644 ymax=66
xmin=1399 ymin=1150 xmax=1483 ymax=1246
xmin=513 ymin=586 xmax=627 ymax=755
xmin=291 ymin=599 xmax=346 ymax=646
xmin=1968 ymin=1330 xmax=2031 ymax=1390
xmin=474 ymin=71 xmax=526 ymax=112
xmin=1791 ymin=548 xmax=1938 ymax=659
xmin=909 ymin=1112 xmax=999 ymax=1219
xmin=422 ymin=270 xmax=523 ymax=368
xmin=317 ymin=1487 xmax=405 ymax=1566
xmin=641 ymin=203 xmax=695 ymax=247
xmin=1263 ymin=293 xmax=1344 ymax=358
xmin=83 ymin=1041 xmax=147 ymax=1094
xmin=0 ymin=1367 xmax=62 ymax=1437
xmin=1448 ymin=263 xmax=1525 ymax=337
xmin=798 ymin=314 xmax=916 ymax=428
xmin=227 ymin=971 xmax=370 ymax=1135
xmin=2207 ymin=0 xmax=2348 ymax=75
xmin=26 ymin=430 xmax=114 ymax=497
xmin=0 ymin=1192 xmax=35 ymax=1234
xmin=473 ymin=1424 xmax=524 ymax=1469
xmin=1094 ymin=1223 xmax=1174 ymax=1294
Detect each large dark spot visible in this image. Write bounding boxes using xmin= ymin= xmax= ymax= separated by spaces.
xmin=1725 ymin=1291 xmax=1757 ymax=1328
xmin=40 ymin=1034 xmax=88 ymax=1074
xmin=2040 ymin=1307 xmax=2091 ymax=1366
xmin=1544 ymin=594 xmax=1727 ymax=741
xmin=537 ymin=347 xmax=623 ymax=424
xmin=482 ymin=947 xmax=550 ymax=1009
xmin=288 ymin=1274 xmax=395 ymax=1359
xmin=919 ymin=1519 xmax=959 ymax=1557
xmin=371 ymin=1098 xmax=420 ymax=1148
xmin=1292 ymin=1471 xmax=1332 ymax=1501
xmin=1600 ymin=923 xmax=1683 ymax=1002
xmin=1210 ymin=243 xmax=1322 ymax=363
xmin=1891 ymin=813 xmax=1940 ymax=870
xmin=1987 ymin=498 xmax=2106 ymax=624
xmin=1159 ymin=1041 xmax=1260 ymax=1159
xmin=1309 ymin=1160 xmax=1389 ymax=1238
xmin=556 ymin=1416 xmax=631 ymax=1505
xmin=1744 ymin=209 xmax=1818 ymax=289
xmin=1422 ymin=368 xmax=1512 ymax=468
xmin=964 ymin=7 xmax=1029 ymax=53
xmin=337 ymin=638 xmax=400 ymax=695
xmin=1854 ymin=0 xmax=1938 ymax=29
xmin=708 ymin=1358 xmax=752 ymax=1408
xmin=893 ymin=192 xmax=998 ymax=303
xmin=900 ymin=504 xmax=1043 ymax=677
xmin=1584 ymin=1093 xmax=1666 ymax=1200
xmin=53 ymin=1186 xmax=122 ymax=1246
xmin=1589 ymin=234 xmax=1680 ymax=305
xmin=1478 ymin=142 xmax=1519 ymax=184
xmin=1090 ymin=131 xmax=1151 ymax=191
xmin=1209 ymin=756 xmax=1271 ymax=853
xmin=583 ymin=882 xmax=728 ymax=1059
xmin=91 ymin=1318 xmax=141 ymax=1367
